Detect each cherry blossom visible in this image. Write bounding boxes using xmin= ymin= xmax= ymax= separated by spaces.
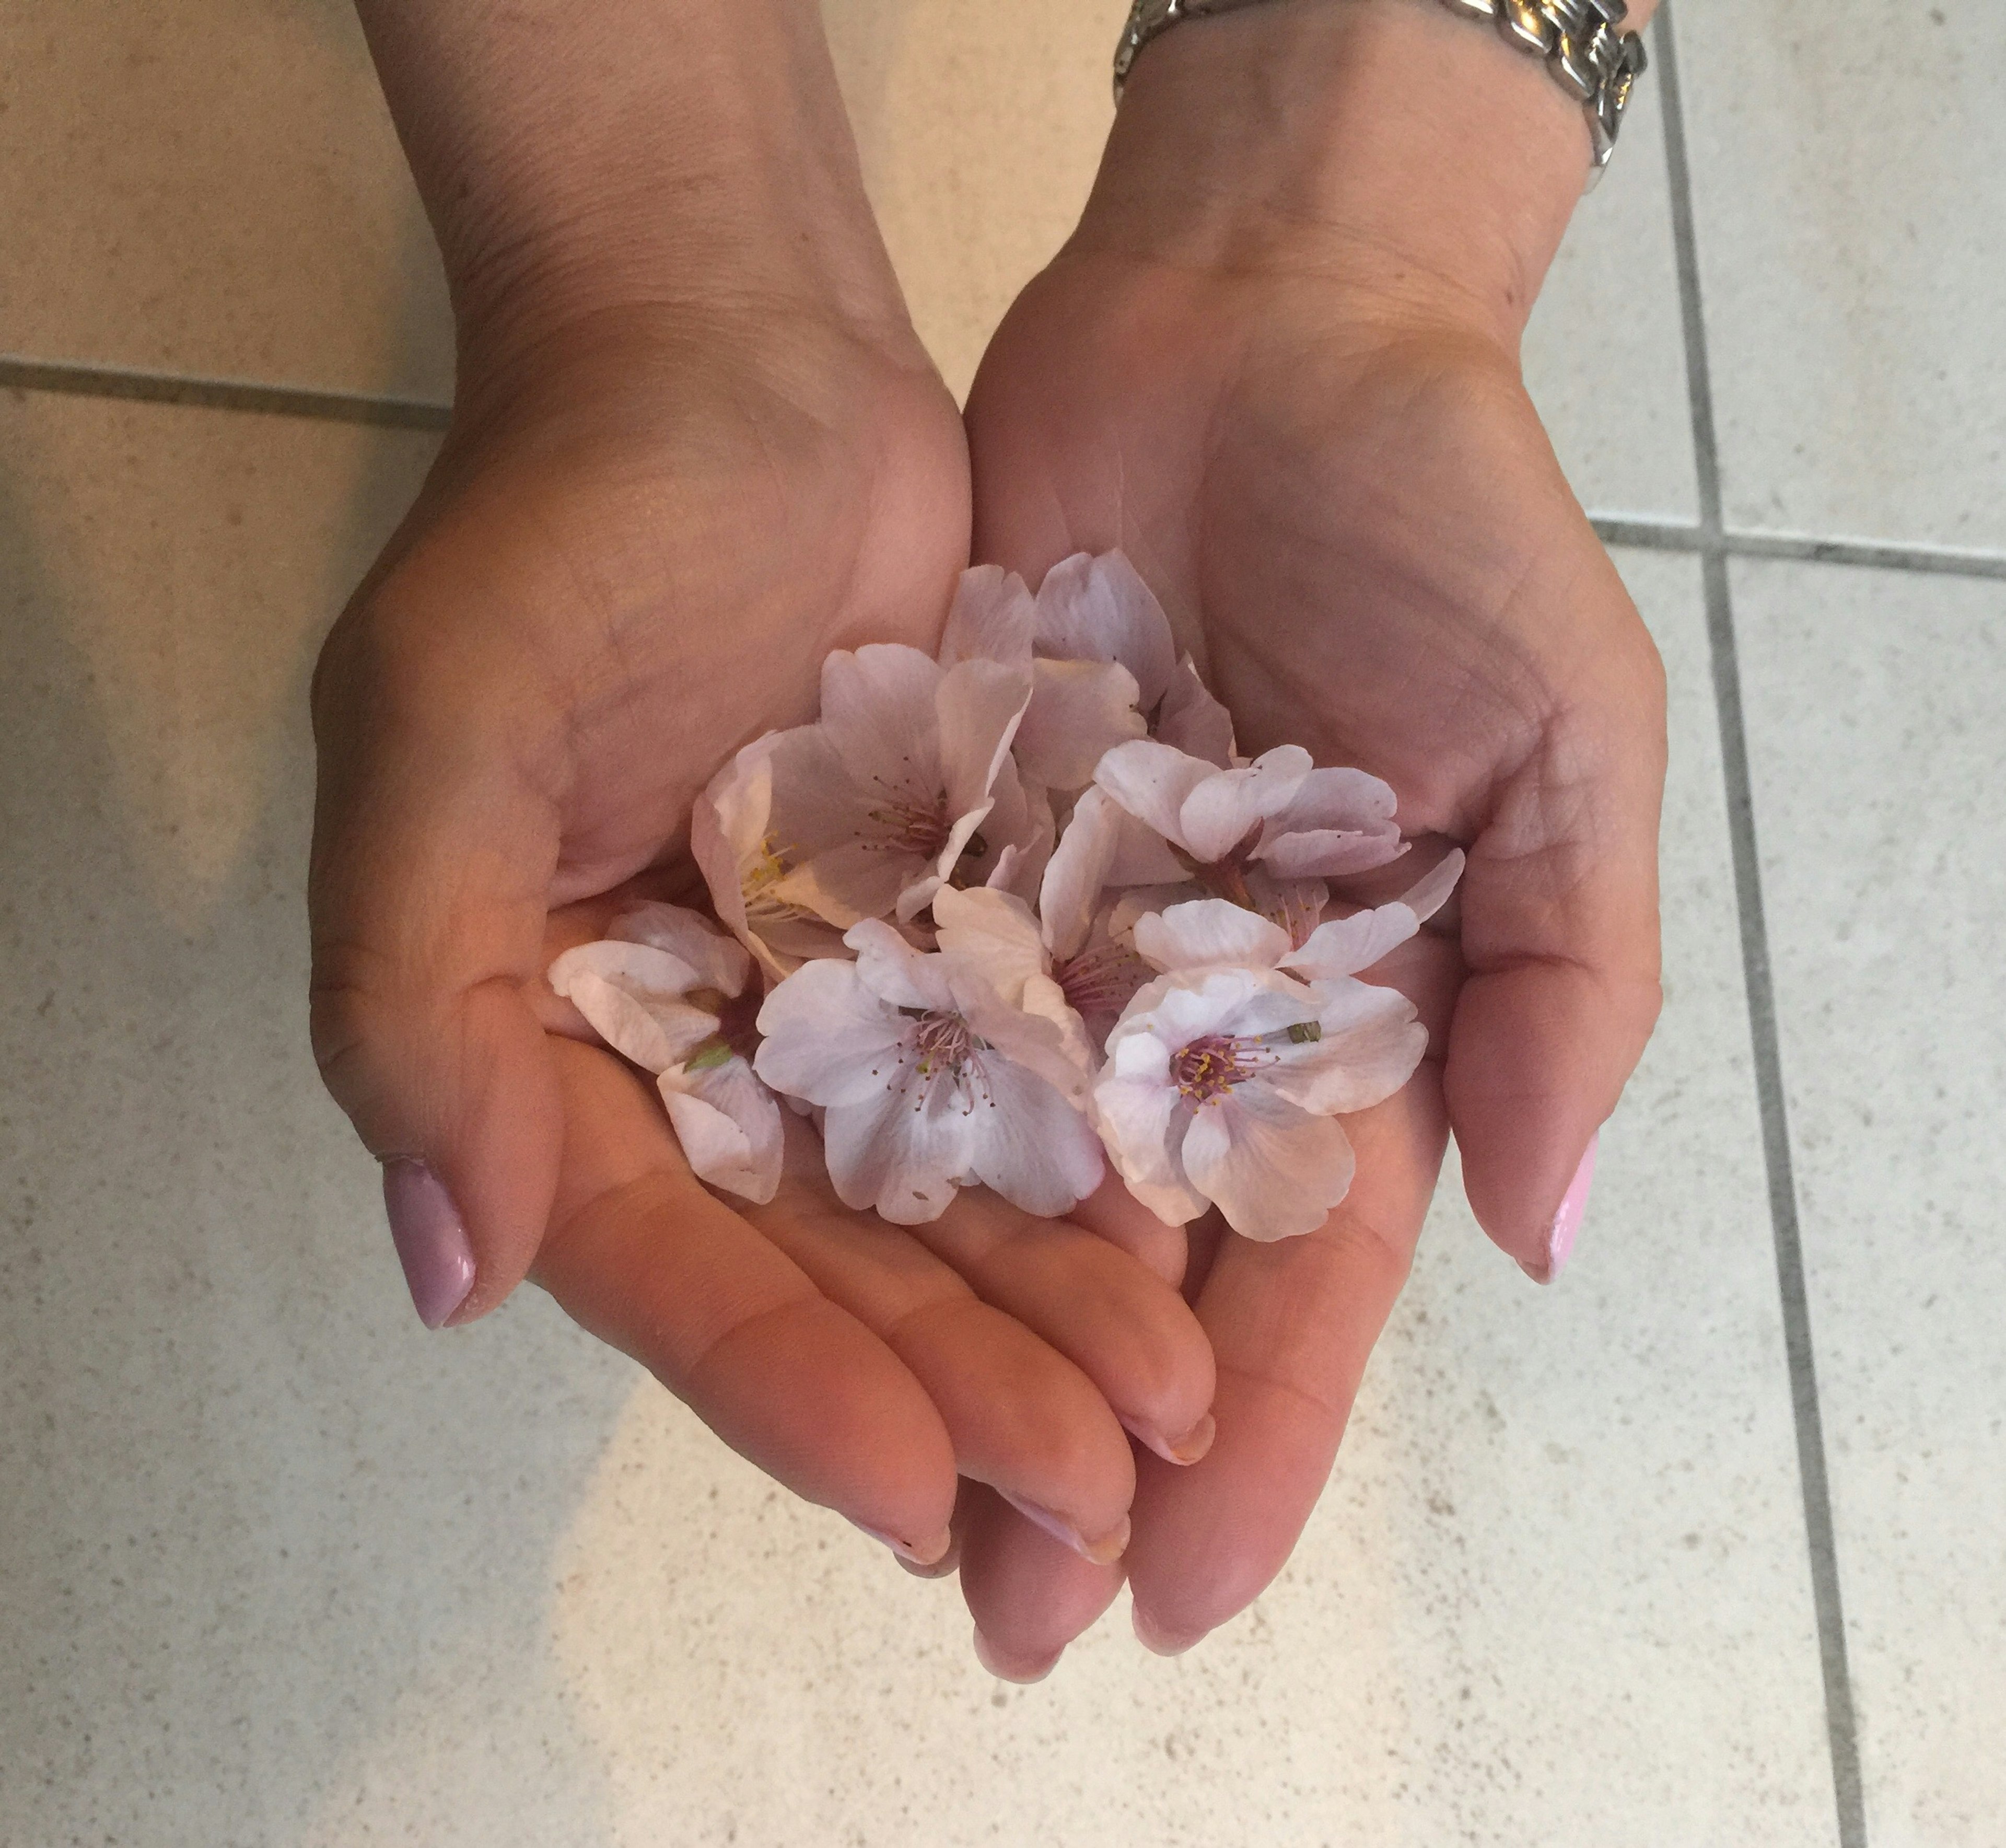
xmin=693 ymin=644 xmax=1035 ymax=973
xmin=753 ymin=920 xmax=1104 ymax=1225
xmin=547 ymin=902 xmax=783 ymax=1204
xmin=1088 ymin=860 xmax=1460 ymax=1242
xmin=939 ymin=552 xmax=1237 ymax=788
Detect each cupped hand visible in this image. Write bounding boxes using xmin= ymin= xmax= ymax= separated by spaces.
xmin=952 ymin=0 xmax=1666 ymax=1672
xmin=308 ymin=301 xmax=1214 ymax=1568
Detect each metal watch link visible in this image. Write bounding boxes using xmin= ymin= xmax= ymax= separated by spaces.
xmin=1113 ymin=0 xmax=1649 ymax=187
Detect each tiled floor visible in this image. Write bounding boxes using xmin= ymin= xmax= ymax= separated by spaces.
xmin=2 ymin=4 xmax=1999 ymax=1845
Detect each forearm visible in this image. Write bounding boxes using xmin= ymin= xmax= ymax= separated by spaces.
xmin=354 ymin=0 xmax=903 ymax=373
xmin=1079 ymin=0 xmax=1660 ymax=346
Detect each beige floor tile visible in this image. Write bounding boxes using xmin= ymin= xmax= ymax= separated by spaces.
xmin=0 ymin=0 xmax=453 ymax=400
xmin=1735 ymin=557 xmax=2006 ymax=1847
xmin=1677 ymin=0 xmax=2006 ymax=552
xmin=1523 ymin=55 xmax=1701 ymax=525
xmin=0 ymin=411 xmax=1836 ymax=1842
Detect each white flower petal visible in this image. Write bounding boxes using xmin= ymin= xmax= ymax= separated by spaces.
xmin=1090 ymin=1072 xmax=1207 ymax=1226
xmin=659 ymin=1057 xmax=784 ymax=1204
xmin=1106 ymin=967 xmax=1276 ymax=1055
xmin=753 ymin=961 xmax=913 ymax=1108
xmin=1181 ymin=1088 xmax=1357 ymax=1241
xmin=1040 ymin=786 xmax=1124 ymax=960
xmin=771 ymin=840 xmax=919 ymax=928
xmin=1105 ymin=882 xmax=1198 ymax=939
xmin=935 ymin=655 xmax=1033 ymax=822
xmin=1265 ymin=979 xmax=1428 ymax=1116
xmin=1176 ymin=746 xmax=1313 ymax=864
xmin=1401 ymin=847 xmax=1466 ymax=924
xmin=1132 ymin=898 xmax=1291 ymax=974
xmin=977 ymin=757 xmax=1051 ymax=900
xmin=1013 ymin=657 xmax=1146 ymax=791
xmin=1254 ymin=827 xmax=1409 ymax=881
xmin=953 ymin=968 xmax=1094 ymax=1105
xmin=1267 ymin=765 xmax=1398 ymax=835
xmin=608 ymin=901 xmax=752 ymax=996
xmin=1279 ymin=906 xmax=1420 ymax=981
xmin=819 ymin=644 xmax=946 ymax=805
xmin=822 ymin=1081 xmax=976 ymax=1225
xmin=966 ymin=1056 xmax=1105 ymax=1216
xmin=930 ymin=886 xmax=1047 ymax=1005
xmin=938 ymin=563 xmax=1036 ymax=669
xmin=1033 ymin=551 xmax=1179 ymax=711
xmin=1094 ymin=739 xmax=1217 ymax=852
xmin=1153 ymin=656 xmax=1237 ymax=766
xmin=547 ymin=942 xmax=717 ymax=1072
xmin=844 ymin=919 xmax=959 ymax=1014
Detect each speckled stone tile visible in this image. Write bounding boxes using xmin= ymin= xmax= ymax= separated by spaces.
xmin=0 ymin=0 xmax=453 ymax=402
xmin=1676 ymin=0 xmax=2006 ymax=552
xmin=0 ymin=408 xmax=1836 ymax=1844
xmin=1734 ymin=559 xmax=2006 ymax=1847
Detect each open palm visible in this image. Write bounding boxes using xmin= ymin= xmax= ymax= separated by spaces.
xmin=957 ymin=246 xmax=1666 ymax=1667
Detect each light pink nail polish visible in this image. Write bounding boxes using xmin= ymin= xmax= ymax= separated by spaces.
xmin=381 ymin=1157 xmax=476 ymax=1329
xmin=1521 ymin=1132 xmax=1598 ymax=1285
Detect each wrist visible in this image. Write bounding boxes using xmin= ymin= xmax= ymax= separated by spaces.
xmin=1075 ymin=0 xmax=1657 ymax=348
xmin=357 ymin=0 xmax=915 ymax=394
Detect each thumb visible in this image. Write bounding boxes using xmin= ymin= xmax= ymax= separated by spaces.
xmin=308 ymin=616 xmax=565 ymax=1328
xmin=1444 ymin=646 xmax=1666 ymax=1282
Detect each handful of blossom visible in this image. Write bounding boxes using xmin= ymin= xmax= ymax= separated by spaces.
xmin=548 ymin=553 xmax=1460 ymax=1242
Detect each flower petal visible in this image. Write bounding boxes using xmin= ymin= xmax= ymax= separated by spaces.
xmin=1153 ymin=656 xmax=1237 ymax=767
xmin=937 ymin=563 xmax=1036 ymax=669
xmin=1254 ymin=827 xmax=1409 ymax=881
xmin=771 ymin=840 xmax=919 ymax=928
xmin=659 ymin=1057 xmax=784 ymax=1204
xmin=547 ymin=941 xmax=717 ymax=1072
xmin=1132 ymin=898 xmax=1291 ymax=974
xmin=822 ymin=1081 xmax=975 ymax=1225
xmin=1181 ymin=1087 xmax=1357 ymax=1241
xmin=1267 ymin=765 xmax=1398 ymax=835
xmin=1176 ymin=746 xmax=1313 ymax=864
xmin=753 ymin=961 xmax=913 ymax=1109
xmin=935 ymin=655 xmax=1033 ymax=823
xmin=1013 ymin=656 xmax=1146 ymax=792
xmin=1094 ymin=738 xmax=1217 ymax=853
xmin=1265 ymin=978 xmax=1427 ymax=1116
xmin=608 ymin=901 xmax=752 ymax=996
xmin=819 ymin=643 xmax=946 ymax=806
xmin=1279 ymin=906 xmax=1420 ymax=982
xmin=930 ymin=885 xmax=1047 ymax=1004
xmin=1090 ymin=1071 xmax=1208 ymax=1227
xmin=965 ymin=1056 xmax=1106 ymax=1216
xmin=1033 ymin=551 xmax=1179 ymax=710
xmin=1040 ymin=786 xmax=1124 ymax=960
xmin=1401 ymin=846 xmax=1466 ymax=923
xmin=844 ymin=919 xmax=959 ymax=1014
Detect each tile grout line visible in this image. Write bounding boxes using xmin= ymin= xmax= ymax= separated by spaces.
xmin=1654 ymin=11 xmax=1868 ymax=1845
xmin=0 ymin=355 xmax=451 ymax=431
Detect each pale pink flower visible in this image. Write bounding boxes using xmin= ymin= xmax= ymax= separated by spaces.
xmin=939 ymin=553 xmax=1237 ymax=788
xmin=1089 ymin=859 xmax=1460 ymax=1242
xmin=547 ymin=902 xmax=783 ymax=1205
xmin=692 ymin=643 xmax=1035 ymax=973
xmin=753 ymin=921 xmax=1104 ymax=1225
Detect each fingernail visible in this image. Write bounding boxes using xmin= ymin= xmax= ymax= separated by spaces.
xmin=1520 ymin=1132 xmax=1598 ymax=1286
xmin=972 ymin=1624 xmax=1062 ymax=1685
xmin=381 ymin=1157 xmax=476 ymax=1329
xmin=1132 ymin=1603 xmax=1203 ymax=1658
xmin=998 ymin=1494 xmax=1131 ymax=1565
xmin=853 ymin=1520 xmax=954 ymax=1572
xmin=1122 ymin=1411 xmax=1217 ymax=1467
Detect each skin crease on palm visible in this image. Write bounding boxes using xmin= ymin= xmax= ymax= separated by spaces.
xmin=311 ymin=0 xmax=1665 ymax=1681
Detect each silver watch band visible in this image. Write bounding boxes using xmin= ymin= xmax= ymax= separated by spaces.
xmin=1113 ymin=0 xmax=1649 ymax=188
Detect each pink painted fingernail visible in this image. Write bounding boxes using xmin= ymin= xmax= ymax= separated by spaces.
xmin=1520 ymin=1132 xmax=1597 ymax=1286
xmin=381 ymin=1157 xmax=476 ymax=1329
xmin=972 ymin=1623 xmax=1062 ymax=1684
xmin=999 ymin=1494 xmax=1130 ymax=1565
